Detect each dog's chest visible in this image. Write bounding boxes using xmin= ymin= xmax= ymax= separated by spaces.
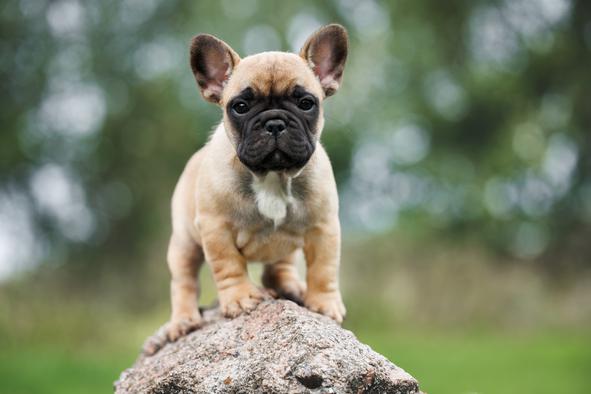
xmin=234 ymin=172 xmax=307 ymax=262
xmin=251 ymin=172 xmax=294 ymax=226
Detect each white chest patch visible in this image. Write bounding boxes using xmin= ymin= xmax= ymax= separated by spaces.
xmin=251 ymin=172 xmax=294 ymax=227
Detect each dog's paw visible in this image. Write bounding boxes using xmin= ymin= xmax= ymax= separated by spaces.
xmin=304 ymin=290 xmax=346 ymax=323
xmin=219 ymin=282 xmax=269 ymax=318
xmin=142 ymin=313 xmax=203 ymax=356
xmin=166 ymin=314 xmax=204 ymax=342
xmin=271 ymin=279 xmax=306 ymax=305
xmin=142 ymin=330 xmax=169 ymax=356
xmin=262 ymin=264 xmax=306 ymax=305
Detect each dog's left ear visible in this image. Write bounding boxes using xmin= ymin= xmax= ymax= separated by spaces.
xmin=300 ymin=24 xmax=348 ymax=97
xmin=190 ymin=34 xmax=241 ymax=104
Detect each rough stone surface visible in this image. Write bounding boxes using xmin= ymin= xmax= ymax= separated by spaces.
xmin=115 ymin=300 xmax=421 ymax=394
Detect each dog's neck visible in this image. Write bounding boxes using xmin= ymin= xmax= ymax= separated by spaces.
xmin=215 ymin=122 xmax=309 ymax=227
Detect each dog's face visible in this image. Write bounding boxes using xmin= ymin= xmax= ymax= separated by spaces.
xmin=222 ymin=53 xmax=325 ymax=173
xmin=190 ymin=25 xmax=348 ymax=174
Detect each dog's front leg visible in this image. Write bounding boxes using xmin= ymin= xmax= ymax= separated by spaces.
xmin=200 ymin=217 xmax=267 ymax=317
xmin=303 ymin=219 xmax=346 ymax=323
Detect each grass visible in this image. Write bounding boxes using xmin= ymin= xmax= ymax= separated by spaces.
xmin=2 ymin=242 xmax=590 ymax=393
xmin=0 ymin=344 xmax=134 ymax=394
xmin=358 ymin=330 xmax=591 ymax=394
xmin=1 ymin=329 xmax=590 ymax=394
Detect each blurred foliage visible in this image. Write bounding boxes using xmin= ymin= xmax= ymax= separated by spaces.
xmin=1 ymin=0 xmax=591 ymax=277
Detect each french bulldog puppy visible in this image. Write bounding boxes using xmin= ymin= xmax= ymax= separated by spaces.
xmin=147 ymin=24 xmax=348 ymax=354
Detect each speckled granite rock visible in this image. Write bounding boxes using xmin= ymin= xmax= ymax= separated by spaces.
xmin=115 ymin=300 xmax=420 ymax=394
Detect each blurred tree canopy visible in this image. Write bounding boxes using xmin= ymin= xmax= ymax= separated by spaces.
xmin=1 ymin=0 xmax=590 ymax=278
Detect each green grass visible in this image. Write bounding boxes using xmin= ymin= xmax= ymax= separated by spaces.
xmin=1 ymin=330 xmax=589 ymax=394
xmin=358 ymin=330 xmax=591 ymax=394
xmin=0 ymin=344 xmax=135 ymax=394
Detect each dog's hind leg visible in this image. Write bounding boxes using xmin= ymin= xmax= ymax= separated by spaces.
xmin=143 ymin=234 xmax=204 ymax=355
xmin=262 ymin=250 xmax=306 ymax=305
xmin=167 ymin=234 xmax=204 ymax=338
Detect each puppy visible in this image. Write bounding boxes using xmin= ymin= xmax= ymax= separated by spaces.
xmin=152 ymin=24 xmax=348 ymax=352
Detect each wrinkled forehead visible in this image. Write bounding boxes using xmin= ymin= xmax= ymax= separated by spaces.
xmin=223 ymin=52 xmax=323 ymax=101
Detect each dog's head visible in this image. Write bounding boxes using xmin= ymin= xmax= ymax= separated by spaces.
xmin=189 ymin=24 xmax=348 ymax=174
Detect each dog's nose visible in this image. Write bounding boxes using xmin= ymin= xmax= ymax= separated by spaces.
xmin=264 ymin=119 xmax=286 ymax=136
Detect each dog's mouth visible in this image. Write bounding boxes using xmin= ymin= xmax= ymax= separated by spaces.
xmin=241 ymin=148 xmax=310 ymax=173
xmin=260 ymin=149 xmax=299 ymax=171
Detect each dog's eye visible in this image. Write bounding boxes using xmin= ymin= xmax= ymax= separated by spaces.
xmin=298 ymin=98 xmax=315 ymax=111
xmin=232 ymin=101 xmax=250 ymax=114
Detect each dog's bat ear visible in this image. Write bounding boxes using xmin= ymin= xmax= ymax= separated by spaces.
xmin=190 ymin=34 xmax=241 ymax=104
xmin=300 ymin=24 xmax=348 ymax=97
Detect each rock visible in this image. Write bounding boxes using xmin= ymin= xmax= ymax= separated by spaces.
xmin=115 ymin=300 xmax=421 ymax=393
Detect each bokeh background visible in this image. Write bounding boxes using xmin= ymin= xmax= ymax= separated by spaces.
xmin=1 ymin=0 xmax=590 ymax=393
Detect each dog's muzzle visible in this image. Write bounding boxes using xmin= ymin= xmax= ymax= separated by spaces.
xmin=237 ymin=110 xmax=315 ymax=173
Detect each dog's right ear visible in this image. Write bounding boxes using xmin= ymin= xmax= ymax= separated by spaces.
xmin=300 ymin=24 xmax=348 ymax=97
xmin=190 ymin=34 xmax=241 ymax=104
